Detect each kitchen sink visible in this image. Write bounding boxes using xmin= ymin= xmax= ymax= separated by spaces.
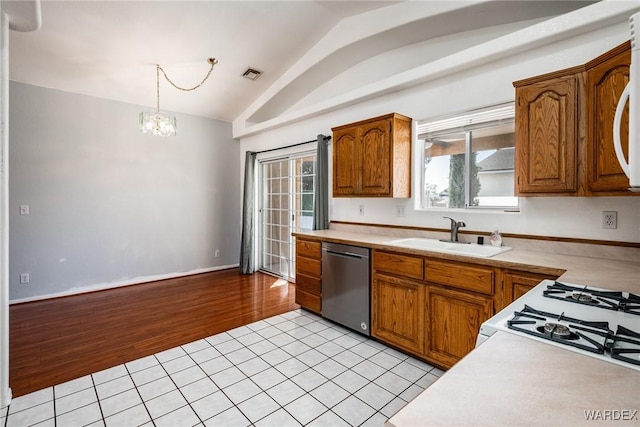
xmin=384 ymin=238 xmax=512 ymax=258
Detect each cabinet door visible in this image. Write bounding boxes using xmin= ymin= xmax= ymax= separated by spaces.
xmin=515 ymin=76 xmax=578 ymax=194
xmin=587 ymin=48 xmax=631 ymax=193
xmin=359 ymin=119 xmax=392 ymax=196
xmin=295 ymin=238 xmax=322 ymax=314
xmin=332 ymin=127 xmax=358 ymax=196
xmin=372 ymin=274 xmax=425 ymax=355
xmin=425 ymin=286 xmax=493 ymax=368
xmin=500 ymin=271 xmax=557 ymax=311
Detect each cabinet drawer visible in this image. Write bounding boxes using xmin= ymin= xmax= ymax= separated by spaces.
xmin=295 ymin=289 xmax=321 ymax=313
xmin=296 ymin=273 xmax=321 ymax=295
xmin=373 ymin=251 xmax=424 ymax=280
xmin=296 ymin=239 xmax=321 ymax=258
xmin=296 ymin=256 xmax=320 ymax=277
xmin=425 ymin=259 xmax=494 ymax=295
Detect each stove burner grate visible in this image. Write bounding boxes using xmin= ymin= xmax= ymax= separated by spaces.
xmin=620 ymin=293 xmax=640 ymax=316
xmin=507 ymin=305 xmax=610 ymax=354
xmin=609 ymin=325 xmax=640 ymax=366
xmin=543 ymin=282 xmax=628 ymax=312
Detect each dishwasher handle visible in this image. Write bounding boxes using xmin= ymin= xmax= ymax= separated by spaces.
xmin=324 ymin=248 xmax=366 ymax=260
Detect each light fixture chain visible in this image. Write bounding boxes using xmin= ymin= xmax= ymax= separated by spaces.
xmin=158 ymin=59 xmax=217 ymax=92
xmin=156 ymin=64 xmax=160 ymax=113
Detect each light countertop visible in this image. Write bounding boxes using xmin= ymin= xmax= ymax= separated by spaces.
xmin=386 ymin=331 xmax=640 ymax=427
xmin=293 ymin=229 xmax=640 ymax=293
xmin=295 ymin=229 xmax=640 ymax=425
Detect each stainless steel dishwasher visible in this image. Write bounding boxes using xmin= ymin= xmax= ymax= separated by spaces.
xmin=321 ymin=242 xmax=370 ymax=336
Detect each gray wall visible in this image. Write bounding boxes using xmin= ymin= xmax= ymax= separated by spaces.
xmin=9 ymin=82 xmax=240 ymax=301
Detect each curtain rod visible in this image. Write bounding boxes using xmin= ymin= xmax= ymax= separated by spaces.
xmin=253 ymin=135 xmax=331 ymax=155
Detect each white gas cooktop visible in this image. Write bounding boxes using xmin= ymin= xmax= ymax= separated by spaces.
xmin=478 ymin=279 xmax=640 ymax=371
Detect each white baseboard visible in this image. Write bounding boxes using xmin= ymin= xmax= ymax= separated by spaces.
xmin=9 ymin=264 xmax=239 ymax=305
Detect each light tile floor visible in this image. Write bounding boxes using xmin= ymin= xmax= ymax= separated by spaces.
xmin=1 ymin=309 xmax=443 ymax=427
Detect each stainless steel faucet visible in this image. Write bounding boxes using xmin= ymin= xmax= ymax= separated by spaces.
xmin=443 ymin=216 xmax=466 ymax=242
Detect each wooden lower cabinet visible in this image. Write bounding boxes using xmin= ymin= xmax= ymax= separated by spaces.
xmin=424 ymin=286 xmax=493 ymax=368
xmin=372 ymin=249 xmax=500 ymax=369
xmin=295 ymin=273 xmax=321 ymax=313
xmin=499 ymin=270 xmax=561 ymax=310
xmin=371 ymin=274 xmax=425 ymax=355
xmin=294 ymin=237 xmax=322 ymax=314
xmin=368 ymin=248 xmax=564 ymax=370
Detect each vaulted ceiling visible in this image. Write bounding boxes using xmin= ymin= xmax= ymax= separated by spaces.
xmin=6 ymin=1 xmax=597 ymax=126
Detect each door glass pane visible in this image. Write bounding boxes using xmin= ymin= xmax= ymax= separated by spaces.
xmin=423 ymin=133 xmax=466 ymax=208
xmin=293 ymin=156 xmax=315 ymax=233
xmin=471 ymin=123 xmax=518 ymax=207
xmin=260 ymin=153 xmax=316 ymax=281
xmin=261 ymin=160 xmax=290 ymax=278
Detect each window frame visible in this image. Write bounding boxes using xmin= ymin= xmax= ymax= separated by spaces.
xmin=415 ymin=103 xmax=519 ymax=212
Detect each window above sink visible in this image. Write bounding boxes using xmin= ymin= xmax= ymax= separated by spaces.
xmin=416 ymin=103 xmax=519 ymax=211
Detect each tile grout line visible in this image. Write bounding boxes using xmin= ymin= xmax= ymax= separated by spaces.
xmin=179 ymin=343 xmax=219 ymax=425
xmin=183 ymin=339 xmax=253 ymax=425
xmin=246 ymin=315 xmax=380 ymax=426
xmin=225 ymin=335 xmax=299 ymax=425
xmin=123 ymin=359 xmax=157 ymax=427
xmin=152 ymin=351 xmax=205 ymax=425
xmin=241 ymin=318 xmax=334 ymax=426
xmin=203 ymin=336 xmax=261 ymax=424
xmin=251 ymin=312 xmax=414 ymax=426
xmin=213 ymin=315 xmax=332 ymax=425
xmin=52 ymin=382 xmax=57 ymax=427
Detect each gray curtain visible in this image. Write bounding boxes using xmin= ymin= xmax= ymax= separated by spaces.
xmin=240 ymin=151 xmax=257 ymax=274
xmin=313 ymin=134 xmax=330 ymax=230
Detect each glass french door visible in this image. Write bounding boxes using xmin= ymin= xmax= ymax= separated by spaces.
xmin=259 ymin=153 xmax=316 ymax=280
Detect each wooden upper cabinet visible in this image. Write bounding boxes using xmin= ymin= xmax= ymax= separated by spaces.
xmin=332 ymin=113 xmax=411 ymax=198
xmin=360 ymin=119 xmax=392 ymax=195
xmin=514 ymin=41 xmax=637 ymax=197
xmin=515 ymin=75 xmax=578 ymax=195
xmin=332 ymin=127 xmax=358 ymax=196
xmin=586 ymin=42 xmax=631 ymax=194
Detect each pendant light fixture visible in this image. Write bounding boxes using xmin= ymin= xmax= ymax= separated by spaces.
xmin=139 ymin=58 xmax=218 ymax=137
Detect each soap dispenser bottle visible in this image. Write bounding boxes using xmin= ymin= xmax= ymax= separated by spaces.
xmin=490 ymin=227 xmax=502 ymax=247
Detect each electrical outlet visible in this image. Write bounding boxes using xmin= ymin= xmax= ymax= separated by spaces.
xmin=396 ymin=206 xmax=406 ymax=218
xmin=19 ymin=205 xmax=30 ymax=215
xmin=602 ymin=211 xmax=617 ymax=229
xmin=19 ymin=273 xmax=30 ymax=284
xmin=359 ymin=205 xmax=365 ymax=216
xmin=215 ymin=249 xmax=220 ymax=258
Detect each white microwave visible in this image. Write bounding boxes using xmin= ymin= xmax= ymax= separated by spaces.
xmin=613 ymin=11 xmax=640 ymax=192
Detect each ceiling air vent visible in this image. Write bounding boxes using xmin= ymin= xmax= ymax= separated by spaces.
xmin=242 ymin=68 xmax=263 ymax=81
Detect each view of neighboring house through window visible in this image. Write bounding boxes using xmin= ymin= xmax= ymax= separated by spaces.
xmin=259 ymin=152 xmax=316 ymax=280
xmin=419 ymin=103 xmax=518 ymax=209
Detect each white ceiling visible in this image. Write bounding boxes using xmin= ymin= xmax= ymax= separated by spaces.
xmin=6 ymin=0 xmax=597 ymax=124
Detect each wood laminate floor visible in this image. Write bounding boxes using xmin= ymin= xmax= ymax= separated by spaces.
xmin=9 ymin=269 xmax=298 ymax=398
